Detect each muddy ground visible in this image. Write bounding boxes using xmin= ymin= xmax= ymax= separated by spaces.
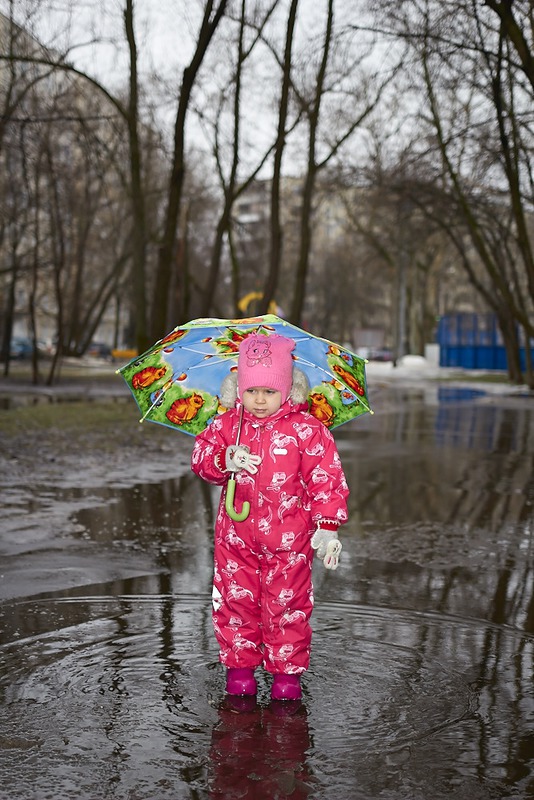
xmin=1 ymin=360 xmax=531 ymax=605
xmin=0 ymin=365 xmax=195 ymax=601
xmin=1 ymin=362 xmax=534 ymax=799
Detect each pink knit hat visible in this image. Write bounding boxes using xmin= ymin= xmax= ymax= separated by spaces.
xmin=237 ymin=334 xmax=295 ymax=401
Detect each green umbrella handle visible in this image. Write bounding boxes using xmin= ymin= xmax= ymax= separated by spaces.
xmin=225 ymin=475 xmax=250 ymax=522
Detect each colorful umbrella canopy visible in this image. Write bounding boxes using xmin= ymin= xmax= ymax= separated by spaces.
xmin=117 ymin=315 xmax=372 ymax=436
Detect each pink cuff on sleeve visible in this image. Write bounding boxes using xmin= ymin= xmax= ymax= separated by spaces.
xmin=317 ymin=519 xmax=339 ymax=532
xmin=214 ymin=448 xmax=228 ymax=474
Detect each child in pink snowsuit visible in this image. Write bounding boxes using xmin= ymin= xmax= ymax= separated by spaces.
xmin=191 ymin=333 xmax=349 ymax=700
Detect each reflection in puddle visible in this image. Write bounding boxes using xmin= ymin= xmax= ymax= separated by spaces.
xmin=1 ymin=594 xmax=532 ymax=799
xmin=437 ymin=386 xmax=487 ymax=403
xmin=1 ymin=384 xmax=533 ymax=798
xmin=210 ymin=695 xmax=310 ymax=799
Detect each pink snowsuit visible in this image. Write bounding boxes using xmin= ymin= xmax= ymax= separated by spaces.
xmin=191 ymin=398 xmax=349 ymax=675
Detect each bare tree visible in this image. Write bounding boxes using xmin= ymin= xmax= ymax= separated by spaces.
xmin=418 ymin=4 xmax=534 ymax=383
xmin=483 ymin=0 xmax=534 ymax=91
xmin=0 ymin=4 xmax=64 ymax=371
xmin=1 ymin=1 xmax=229 ymax=356
xmin=124 ymin=0 xmax=148 ymax=353
xmin=259 ymin=0 xmax=299 ymax=314
xmin=196 ymin=0 xmax=281 ymax=317
xmin=287 ymin=0 xmax=394 ymax=326
xmin=150 ymin=0 xmax=228 ymax=340
xmin=370 ymin=0 xmax=534 ymax=384
xmin=0 ymin=1 xmax=149 ymax=367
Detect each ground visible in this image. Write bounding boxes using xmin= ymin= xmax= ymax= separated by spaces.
xmin=0 ymin=361 xmax=182 ymax=481
xmin=0 ymin=357 xmax=531 ymax=484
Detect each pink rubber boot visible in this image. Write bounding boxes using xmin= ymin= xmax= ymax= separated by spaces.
xmin=271 ymin=673 xmax=302 ymax=701
xmin=226 ymin=667 xmax=257 ymax=696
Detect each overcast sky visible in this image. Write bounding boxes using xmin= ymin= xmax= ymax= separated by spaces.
xmin=3 ymin=1 xmax=394 ymax=177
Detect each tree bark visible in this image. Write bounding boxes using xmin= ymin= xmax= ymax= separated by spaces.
xmin=201 ymin=0 xmax=245 ymax=316
xmin=150 ymin=0 xmax=228 ymax=340
xmin=124 ymin=0 xmax=149 ymax=354
xmin=259 ymin=0 xmax=299 ymax=315
xmin=289 ymin=0 xmax=333 ymax=326
xmin=483 ymin=0 xmax=534 ymax=91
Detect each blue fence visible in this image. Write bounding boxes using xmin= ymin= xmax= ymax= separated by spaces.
xmin=437 ymin=313 xmax=531 ymax=370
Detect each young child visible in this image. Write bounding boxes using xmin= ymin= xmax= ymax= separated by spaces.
xmin=191 ymin=333 xmax=349 ymax=700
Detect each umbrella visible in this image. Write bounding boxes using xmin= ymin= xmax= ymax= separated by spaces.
xmin=117 ymin=314 xmax=372 ymax=436
xmin=117 ymin=315 xmax=372 ymax=520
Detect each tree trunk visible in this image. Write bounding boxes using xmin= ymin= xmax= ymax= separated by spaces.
xmin=150 ymin=0 xmax=228 ymax=340
xmin=1 ymin=248 xmax=17 ymax=377
xmin=201 ymin=0 xmax=245 ymax=317
xmin=260 ymin=0 xmax=299 ymax=315
xmin=289 ymin=0 xmax=333 ymax=326
xmin=124 ymin=0 xmax=149 ymax=354
xmin=497 ymin=309 xmax=522 ymax=384
xmin=483 ymin=0 xmax=534 ymax=91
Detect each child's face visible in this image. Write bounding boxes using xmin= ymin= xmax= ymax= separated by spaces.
xmin=242 ymin=387 xmax=283 ymax=418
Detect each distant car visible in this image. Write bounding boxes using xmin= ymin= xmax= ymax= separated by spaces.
xmin=9 ymin=337 xmax=35 ymax=359
xmin=368 ymin=348 xmax=393 ymax=362
xmin=87 ymin=342 xmax=112 ymax=360
xmin=355 ymin=347 xmax=393 ymax=362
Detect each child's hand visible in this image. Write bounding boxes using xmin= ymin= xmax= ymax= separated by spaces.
xmin=225 ymin=445 xmax=262 ymax=475
xmin=311 ymin=529 xmax=342 ymax=570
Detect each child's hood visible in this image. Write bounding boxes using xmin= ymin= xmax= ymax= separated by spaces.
xmin=219 ymin=367 xmax=310 ymax=410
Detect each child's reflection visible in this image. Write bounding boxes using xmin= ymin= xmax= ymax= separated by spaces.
xmin=208 ymin=697 xmax=311 ymax=798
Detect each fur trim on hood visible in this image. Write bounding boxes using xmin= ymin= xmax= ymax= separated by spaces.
xmin=219 ymin=367 xmax=310 ymax=410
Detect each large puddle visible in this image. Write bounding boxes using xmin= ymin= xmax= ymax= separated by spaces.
xmin=1 ymin=383 xmax=533 ymax=798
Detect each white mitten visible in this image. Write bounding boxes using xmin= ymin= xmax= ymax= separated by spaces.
xmin=225 ymin=445 xmax=262 ymax=475
xmin=311 ymin=528 xmax=342 ymax=570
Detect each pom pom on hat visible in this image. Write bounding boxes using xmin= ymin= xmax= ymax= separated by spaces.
xmin=238 ymin=334 xmax=295 ymax=401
